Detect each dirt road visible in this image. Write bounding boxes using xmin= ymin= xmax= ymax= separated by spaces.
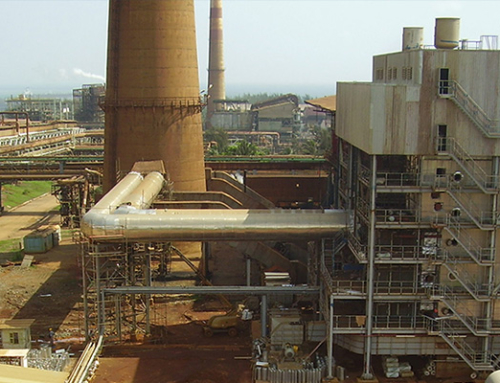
xmin=0 ymin=193 xmax=60 ymax=241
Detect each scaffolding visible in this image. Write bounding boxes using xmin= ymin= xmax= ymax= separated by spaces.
xmin=327 ymin=129 xmax=500 ymax=375
xmin=80 ymin=237 xmax=173 ymax=342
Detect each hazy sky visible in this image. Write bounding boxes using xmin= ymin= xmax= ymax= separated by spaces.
xmin=2 ymin=1 xmax=500 ymax=97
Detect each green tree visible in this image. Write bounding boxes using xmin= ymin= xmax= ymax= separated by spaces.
xmin=224 ymin=140 xmax=259 ymax=156
xmin=313 ymin=126 xmax=332 ymax=155
xmin=204 ymin=127 xmax=229 ymax=154
xmin=301 ymin=139 xmax=319 ymax=155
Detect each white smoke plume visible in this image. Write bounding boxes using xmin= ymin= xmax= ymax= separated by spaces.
xmin=73 ymin=68 xmax=106 ymax=83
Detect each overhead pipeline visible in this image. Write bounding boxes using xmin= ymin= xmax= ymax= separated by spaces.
xmin=82 ymin=172 xmax=351 ymax=242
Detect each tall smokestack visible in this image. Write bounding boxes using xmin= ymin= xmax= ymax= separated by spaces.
xmin=103 ymin=0 xmax=206 ymax=194
xmin=206 ymin=0 xmax=226 ymax=129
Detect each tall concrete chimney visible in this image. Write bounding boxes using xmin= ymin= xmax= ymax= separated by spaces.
xmin=103 ymin=0 xmax=206 ymax=194
xmin=206 ymin=0 xmax=226 ymax=129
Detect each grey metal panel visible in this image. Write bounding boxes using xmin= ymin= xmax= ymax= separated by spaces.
xmin=334 ymin=334 xmax=471 ymax=356
xmin=305 ymin=321 xmax=327 ymax=342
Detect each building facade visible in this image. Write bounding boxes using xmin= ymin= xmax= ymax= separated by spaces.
xmin=331 ymin=21 xmax=500 ymax=377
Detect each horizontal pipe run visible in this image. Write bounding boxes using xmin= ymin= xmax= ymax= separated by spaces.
xmin=82 ymin=208 xmax=350 ymax=241
xmin=103 ymin=286 xmax=320 ymax=295
xmin=82 ymin=171 xmax=351 ymax=241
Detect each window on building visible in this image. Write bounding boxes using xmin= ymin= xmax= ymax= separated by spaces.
xmin=436 ymin=168 xmax=446 ymax=176
xmin=9 ymin=332 xmax=19 ymax=345
xmin=393 ymin=68 xmax=397 ymax=79
xmin=439 ymin=68 xmax=450 ymax=95
xmin=376 ymin=68 xmax=384 ymax=81
xmin=402 ymin=67 xmax=407 ymax=80
xmin=407 ymin=67 xmax=413 ymax=80
xmin=388 ymin=68 xmax=392 ymax=80
xmin=437 ymin=125 xmax=447 ymax=151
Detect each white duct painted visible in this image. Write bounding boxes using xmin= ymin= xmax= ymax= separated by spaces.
xmin=90 ymin=171 xmax=143 ymax=214
xmin=122 ymin=171 xmax=165 ymax=209
xmin=81 ymin=172 xmax=350 ymax=241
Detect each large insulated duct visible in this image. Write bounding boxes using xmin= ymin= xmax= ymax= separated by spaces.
xmin=82 ymin=172 xmax=351 ymax=241
xmin=206 ymin=0 xmax=226 ymax=129
xmin=103 ymin=0 xmax=206 ymax=194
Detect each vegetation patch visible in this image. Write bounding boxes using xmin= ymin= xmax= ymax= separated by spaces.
xmin=0 ymin=238 xmax=24 ymax=263
xmin=2 ymin=181 xmax=53 ymax=209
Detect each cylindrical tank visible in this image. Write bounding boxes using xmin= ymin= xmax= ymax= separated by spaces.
xmin=103 ymin=0 xmax=206 ymax=194
xmin=486 ymin=370 xmax=500 ymax=383
xmin=434 ymin=18 xmax=460 ymax=49
xmin=402 ymin=27 xmax=424 ymax=51
xmin=206 ymin=0 xmax=226 ymax=129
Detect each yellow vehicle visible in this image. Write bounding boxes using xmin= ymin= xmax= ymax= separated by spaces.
xmin=203 ymin=308 xmax=241 ymax=337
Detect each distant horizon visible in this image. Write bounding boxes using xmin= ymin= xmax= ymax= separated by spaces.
xmin=3 ymin=2 xmax=500 ymax=101
xmin=0 ymin=83 xmax=338 ymax=101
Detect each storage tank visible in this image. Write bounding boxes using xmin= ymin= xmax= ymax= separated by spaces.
xmin=103 ymin=0 xmax=206 ymax=194
xmin=486 ymin=370 xmax=500 ymax=383
xmin=434 ymin=18 xmax=460 ymax=49
xmin=402 ymin=27 xmax=424 ymax=51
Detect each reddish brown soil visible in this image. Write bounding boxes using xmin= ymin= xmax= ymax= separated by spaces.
xmin=0 ymin=197 xmax=254 ymax=382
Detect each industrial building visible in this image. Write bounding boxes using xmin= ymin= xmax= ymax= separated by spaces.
xmin=5 ymin=94 xmax=73 ymax=122
xmin=333 ymin=18 xmax=500 ymax=378
xmin=72 ymin=84 xmax=105 ymax=124
xmin=3 ymin=1 xmax=500 ymax=382
xmin=77 ymin=5 xmax=500 ymax=383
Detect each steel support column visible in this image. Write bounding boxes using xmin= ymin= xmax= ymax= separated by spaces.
xmin=362 ymin=155 xmax=377 ymax=380
xmin=261 ymin=294 xmax=268 ymax=337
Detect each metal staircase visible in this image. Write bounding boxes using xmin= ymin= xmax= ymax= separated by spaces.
xmin=319 ymin=235 xmax=347 ymax=295
xmin=439 ymin=250 xmax=490 ymax=301
xmin=429 ymin=285 xmax=498 ymax=371
xmin=438 ymin=79 xmax=500 ymax=138
xmin=437 ymin=320 xmax=495 ymax=371
xmin=436 ymin=285 xmax=489 ymax=335
xmin=443 ymin=217 xmax=495 ymax=265
xmin=431 ymin=115 xmax=500 ymax=370
xmin=446 ymin=180 xmax=496 ymax=229
xmin=436 ymin=137 xmax=497 ymax=193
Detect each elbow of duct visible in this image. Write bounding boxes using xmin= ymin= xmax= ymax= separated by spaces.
xmin=81 ymin=203 xmax=160 ymax=238
xmin=81 ymin=171 xmax=165 ymax=237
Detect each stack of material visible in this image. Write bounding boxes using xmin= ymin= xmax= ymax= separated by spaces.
xmin=382 ymin=357 xmax=414 ymax=378
xmin=399 ymin=362 xmax=414 ymax=378
xmin=423 ymin=360 xmax=436 ymax=376
xmin=383 ymin=357 xmax=400 ymax=378
xmin=27 ymin=347 xmax=69 ymax=372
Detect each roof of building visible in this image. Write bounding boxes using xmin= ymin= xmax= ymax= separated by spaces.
xmin=0 ymin=349 xmax=30 ymax=358
xmin=251 ymin=94 xmax=299 ymax=111
xmin=305 ymin=95 xmax=336 ymax=112
xmin=0 ymin=319 xmax=35 ymax=330
xmin=0 ymin=364 xmax=68 ymax=383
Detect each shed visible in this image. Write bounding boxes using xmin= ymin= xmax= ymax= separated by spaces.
xmin=0 ymin=363 xmax=68 ymax=383
xmin=0 ymin=319 xmax=34 ymax=349
xmin=0 ymin=349 xmax=30 ymax=367
xmin=23 ymin=228 xmax=54 ymax=254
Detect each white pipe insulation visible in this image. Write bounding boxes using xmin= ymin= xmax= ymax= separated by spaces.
xmin=81 ymin=171 xmax=351 ymax=241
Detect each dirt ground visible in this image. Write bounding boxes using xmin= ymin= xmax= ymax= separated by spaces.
xmin=0 ymin=196 xmax=255 ymax=382
xmin=0 ymin=193 xmax=60 ymax=241
xmin=93 ymin=315 xmax=253 ymax=383
xmin=0 ymin=195 xmax=84 ymax=341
